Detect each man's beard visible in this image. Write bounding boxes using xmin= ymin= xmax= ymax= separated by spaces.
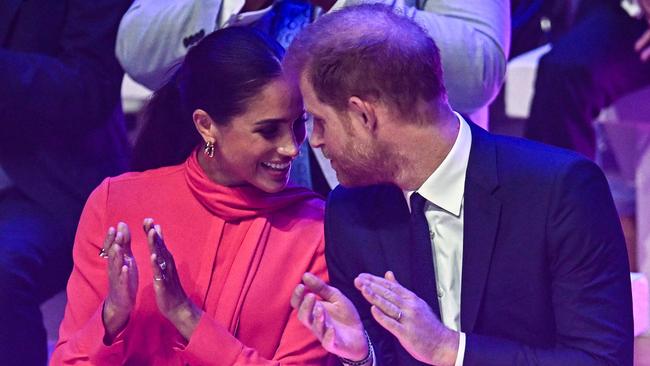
xmin=334 ymin=138 xmax=400 ymax=187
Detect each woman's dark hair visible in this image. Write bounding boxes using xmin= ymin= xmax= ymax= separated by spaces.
xmin=131 ymin=27 xmax=286 ymax=171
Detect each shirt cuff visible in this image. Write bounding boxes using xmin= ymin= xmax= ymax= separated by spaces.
xmin=454 ymin=332 xmax=466 ymax=366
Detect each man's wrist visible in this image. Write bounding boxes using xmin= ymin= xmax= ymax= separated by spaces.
xmin=339 ymin=330 xmax=374 ymax=366
xmin=431 ymin=329 xmax=460 ymax=366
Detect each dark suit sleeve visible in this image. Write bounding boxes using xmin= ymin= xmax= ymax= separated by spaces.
xmin=0 ymin=0 xmax=131 ymax=136
xmin=324 ymin=187 xmax=398 ymax=366
xmin=464 ymin=159 xmax=634 ymax=366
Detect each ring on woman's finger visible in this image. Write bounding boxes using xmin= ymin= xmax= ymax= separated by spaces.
xmin=98 ymin=248 xmax=109 ymax=258
xmin=153 ymin=274 xmax=166 ymax=281
xmin=158 ymin=260 xmax=167 ymax=271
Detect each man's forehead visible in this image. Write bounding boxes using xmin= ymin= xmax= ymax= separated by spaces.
xmin=298 ymin=74 xmax=318 ymax=106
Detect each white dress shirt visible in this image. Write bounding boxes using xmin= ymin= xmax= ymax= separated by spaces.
xmin=404 ymin=112 xmax=472 ymax=366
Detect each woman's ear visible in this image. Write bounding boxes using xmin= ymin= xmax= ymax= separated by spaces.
xmin=193 ymin=109 xmax=217 ymax=144
xmin=347 ymin=96 xmax=378 ymax=133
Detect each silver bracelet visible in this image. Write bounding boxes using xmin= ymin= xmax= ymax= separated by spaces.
xmin=339 ymin=331 xmax=374 ymax=366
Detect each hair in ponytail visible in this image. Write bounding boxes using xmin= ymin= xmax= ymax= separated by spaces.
xmin=131 ymin=27 xmax=286 ymax=171
xmin=131 ymin=73 xmax=198 ymax=171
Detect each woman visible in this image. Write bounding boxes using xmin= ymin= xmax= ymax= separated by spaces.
xmin=50 ymin=27 xmax=329 ymax=365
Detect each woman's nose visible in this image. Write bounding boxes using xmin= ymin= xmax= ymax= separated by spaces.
xmin=278 ymin=135 xmax=299 ymax=158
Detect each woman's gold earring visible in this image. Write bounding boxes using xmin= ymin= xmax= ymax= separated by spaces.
xmin=204 ymin=141 xmax=215 ymax=158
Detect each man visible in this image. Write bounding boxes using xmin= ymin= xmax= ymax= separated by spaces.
xmin=0 ymin=0 xmax=131 ymax=364
xmin=287 ymin=5 xmax=633 ymax=366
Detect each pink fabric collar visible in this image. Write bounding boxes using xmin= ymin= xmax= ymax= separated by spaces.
xmin=184 ymin=150 xmax=321 ymax=222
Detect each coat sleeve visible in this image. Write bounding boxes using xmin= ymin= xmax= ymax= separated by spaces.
xmin=50 ymin=179 xmax=131 ymax=365
xmin=177 ymin=231 xmax=334 ymax=365
xmin=463 ymin=159 xmax=634 ymax=366
xmin=115 ymin=0 xmax=223 ymax=90
xmin=331 ymin=0 xmax=509 ymax=114
xmin=0 ymin=0 xmax=129 ymax=137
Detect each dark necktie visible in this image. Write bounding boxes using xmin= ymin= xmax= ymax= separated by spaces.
xmin=409 ymin=192 xmax=440 ymax=317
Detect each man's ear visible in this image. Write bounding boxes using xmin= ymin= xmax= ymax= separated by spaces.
xmin=193 ymin=109 xmax=219 ymax=144
xmin=348 ymin=96 xmax=378 ymax=133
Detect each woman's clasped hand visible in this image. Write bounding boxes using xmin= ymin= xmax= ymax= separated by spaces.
xmin=101 ymin=219 xmax=202 ymax=343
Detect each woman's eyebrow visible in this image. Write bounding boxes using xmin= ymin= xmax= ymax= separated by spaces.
xmin=254 ymin=118 xmax=286 ymax=126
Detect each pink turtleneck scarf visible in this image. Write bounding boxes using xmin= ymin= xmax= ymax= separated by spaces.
xmin=184 ymin=149 xmax=321 ymax=222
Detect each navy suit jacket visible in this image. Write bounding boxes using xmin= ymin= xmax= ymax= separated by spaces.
xmin=0 ymin=0 xmax=131 ymax=225
xmin=325 ymin=123 xmax=633 ymax=365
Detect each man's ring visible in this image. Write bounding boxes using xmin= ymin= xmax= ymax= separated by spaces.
xmin=395 ymin=310 xmax=403 ymax=322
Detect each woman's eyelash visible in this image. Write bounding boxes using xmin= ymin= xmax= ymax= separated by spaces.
xmin=258 ymin=127 xmax=279 ymax=136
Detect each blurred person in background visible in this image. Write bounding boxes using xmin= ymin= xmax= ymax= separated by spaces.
xmin=0 ymin=1 xmax=131 ymax=365
xmin=523 ymin=0 xmax=650 ymax=269
xmin=525 ymin=0 xmax=650 ymax=159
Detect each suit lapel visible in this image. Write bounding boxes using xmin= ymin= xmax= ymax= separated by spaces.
xmin=461 ymin=123 xmax=501 ymax=332
xmin=0 ymin=0 xmax=22 ymax=44
xmin=373 ymin=185 xmax=414 ymax=291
